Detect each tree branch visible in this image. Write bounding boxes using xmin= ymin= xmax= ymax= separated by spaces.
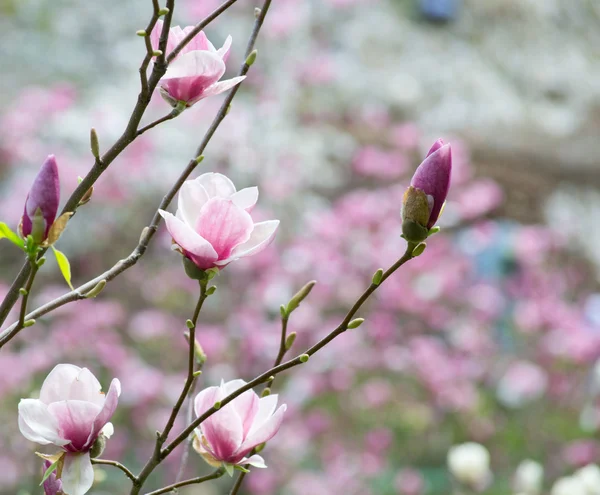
xmin=92 ymin=458 xmax=137 ymax=482
xmin=163 ymin=246 xmax=415 ymax=461
xmin=145 ymin=468 xmax=225 ymax=495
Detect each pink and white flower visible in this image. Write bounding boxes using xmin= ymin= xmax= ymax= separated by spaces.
xmin=159 ymin=173 xmax=279 ymax=271
xmin=151 ymin=20 xmax=245 ymax=107
xmin=18 ymin=364 xmax=121 ymax=495
xmin=192 ymin=379 xmax=287 ymax=472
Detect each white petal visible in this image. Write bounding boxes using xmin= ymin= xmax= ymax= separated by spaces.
xmin=40 ymin=364 xmax=82 ymax=404
xmin=230 ymin=187 xmax=258 ymax=211
xmin=177 ymin=180 xmax=210 ymax=227
xmin=162 ymin=50 xmax=225 ymax=81
xmin=247 ymin=395 xmax=278 ymax=435
xmin=215 ymin=220 xmax=279 ymax=266
xmin=68 ymin=368 xmax=104 ymax=406
xmin=61 ymin=452 xmax=95 ymax=495
xmin=100 ymin=422 xmax=114 ymax=439
xmin=221 ymin=379 xmax=248 ymax=396
xmin=217 ymin=35 xmax=232 ymax=61
xmin=195 ymin=173 xmax=237 ymax=198
xmin=242 ymin=454 xmax=267 ymax=468
xmin=18 ymin=399 xmax=69 ymax=446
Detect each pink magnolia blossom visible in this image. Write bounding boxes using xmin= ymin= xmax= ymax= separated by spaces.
xmin=151 ymin=20 xmax=245 ymax=107
xmin=18 ymin=364 xmax=120 ymax=495
xmin=192 ymin=379 xmax=287 ymax=471
xmin=21 ymin=155 xmax=60 ymax=242
xmin=159 ymin=173 xmax=279 ymax=270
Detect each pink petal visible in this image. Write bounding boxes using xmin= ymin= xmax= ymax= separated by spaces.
xmin=18 ymin=399 xmax=68 ymax=446
xmin=237 ymin=404 xmax=286 ymax=456
xmin=230 ymin=187 xmax=258 ymax=211
xmin=23 ymin=155 xmax=60 ymax=238
xmin=177 ymin=180 xmax=210 ymax=227
xmin=202 ymin=402 xmax=244 ymax=462
xmin=194 ymin=386 xmax=222 ymax=418
xmin=196 ymin=173 xmax=236 ymax=198
xmin=248 ymin=395 xmax=278 ymax=432
xmin=150 ymin=20 xmax=177 ymax=57
xmin=68 ymin=368 xmax=104 ymax=406
xmin=232 ymin=390 xmax=259 ymax=438
xmin=196 ymin=76 xmax=246 ymax=101
xmin=47 ymin=400 xmax=102 ymax=451
xmin=182 ymin=27 xmax=214 ymax=52
xmin=40 ymin=364 xmax=82 ymax=404
xmin=85 ymin=378 xmax=121 ymax=449
xmin=215 ymin=220 xmax=279 ymax=266
xmin=159 ymin=210 xmax=218 ymax=267
xmin=195 ymin=198 xmax=253 ymax=260
xmin=221 ymin=379 xmax=248 ymax=396
xmin=217 ymin=35 xmax=232 ymax=62
xmin=163 ymin=50 xmax=225 ymax=81
xmin=61 ymin=452 xmax=94 ymax=495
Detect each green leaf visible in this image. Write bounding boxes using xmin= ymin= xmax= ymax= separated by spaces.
xmin=224 ymin=463 xmax=234 ymax=477
xmin=0 ymin=222 xmax=24 ymax=249
xmin=39 ymin=458 xmax=59 ymax=486
xmin=52 ymin=246 xmax=74 ymax=290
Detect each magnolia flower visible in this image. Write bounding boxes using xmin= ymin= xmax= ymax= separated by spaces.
xmin=151 ymin=20 xmax=245 ymax=107
xmin=402 ymin=139 xmax=452 ymax=242
xmin=22 ymin=155 xmax=60 ymax=243
xmin=18 ymin=364 xmax=121 ymax=495
xmin=575 ymin=464 xmax=600 ymax=495
xmin=551 ymin=476 xmax=587 ymax=495
xmin=447 ymin=442 xmax=492 ymax=491
xmin=159 ymin=173 xmax=279 ymax=271
xmin=514 ymin=459 xmax=544 ymax=495
xmin=192 ymin=379 xmax=286 ymax=473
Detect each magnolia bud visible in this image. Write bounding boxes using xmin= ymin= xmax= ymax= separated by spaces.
xmin=402 ymin=139 xmax=451 ymax=240
xmin=22 ymin=155 xmax=60 ymax=244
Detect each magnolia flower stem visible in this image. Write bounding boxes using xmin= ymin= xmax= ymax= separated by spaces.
xmin=136 ymin=108 xmax=182 ymax=137
xmin=230 ymin=304 xmax=294 ymax=494
xmin=265 ymin=314 xmax=289 ymax=389
xmin=164 ymin=245 xmax=415 ymax=459
xmin=91 ymin=458 xmax=137 ymax=482
xmin=16 ymin=261 xmax=38 ymax=330
xmin=144 ymin=468 xmax=225 ymax=495
xmin=0 ymin=0 xmax=255 ymax=348
xmin=157 ymin=280 xmax=208 ymax=450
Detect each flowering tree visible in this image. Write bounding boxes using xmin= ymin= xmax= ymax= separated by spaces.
xmin=2 ymin=2 xmax=600 ymax=495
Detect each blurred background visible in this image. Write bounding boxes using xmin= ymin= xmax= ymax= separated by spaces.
xmin=1 ymin=0 xmax=600 ymax=493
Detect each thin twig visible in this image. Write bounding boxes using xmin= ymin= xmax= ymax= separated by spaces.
xmin=17 ymin=261 xmax=38 ymax=329
xmin=173 ymin=374 xmax=201 ymax=488
xmin=228 ymin=472 xmax=246 ymax=495
xmin=137 ymin=109 xmax=181 ymax=137
xmin=163 ymin=246 xmax=415 ymax=461
xmin=144 ymin=468 xmax=225 ymax=495
xmin=91 ymin=458 xmax=137 ymax=482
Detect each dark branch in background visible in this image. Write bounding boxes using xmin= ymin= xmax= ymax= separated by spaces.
xmin=0 ymin=0 xmax=246 ymax=348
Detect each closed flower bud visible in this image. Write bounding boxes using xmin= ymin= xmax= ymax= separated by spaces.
xmin=22 ymin=155 xmax=60 ymax=243
xmin=402 ymin=139 xmax=451 ymax=242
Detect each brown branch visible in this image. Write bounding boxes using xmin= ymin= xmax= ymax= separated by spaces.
xmin=92 ymin=458 xmax=137 ymax=482
xmin=144 ymin=468 xmax=225 ymax=495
